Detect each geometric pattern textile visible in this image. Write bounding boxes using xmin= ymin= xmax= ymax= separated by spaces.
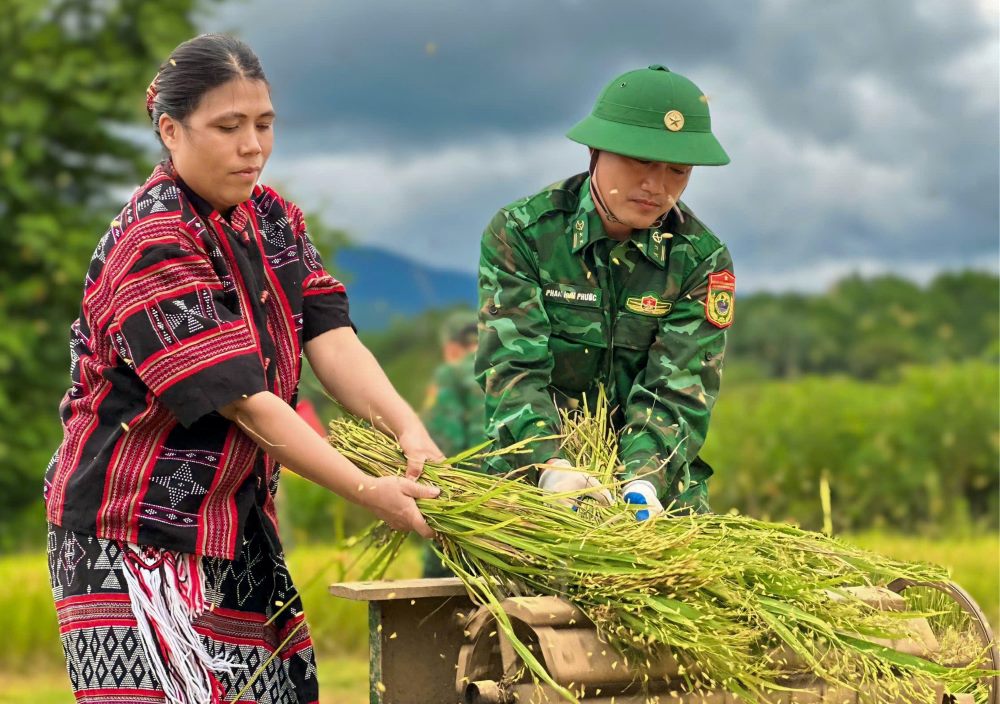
xmin=48 ymin=512 xmax=319 ymax=704
xmin=45 ymin=160 xmax=352 ymax=560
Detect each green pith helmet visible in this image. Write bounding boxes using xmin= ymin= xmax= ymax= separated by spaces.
xmin=440 ymin=310 xmax=478 ymax=347
xmin=567 ymin=65 xmax=729 ymax=166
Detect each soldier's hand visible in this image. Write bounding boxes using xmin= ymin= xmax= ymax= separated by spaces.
xmin=621 ymin=479 xmax=664 ymax=521
xmin=538 ymin=459 xmax=613 ymax=507
xmin=398 ymin=423 xmax=446 ymax=480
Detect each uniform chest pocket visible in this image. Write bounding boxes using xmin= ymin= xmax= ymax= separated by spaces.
xmin=612 ymin=312 xmax=660 ymax=351
xmin=546 ymin=302 xmax=606 ymax=393
xmin=546 ymin=301 xmax=606 ymax=348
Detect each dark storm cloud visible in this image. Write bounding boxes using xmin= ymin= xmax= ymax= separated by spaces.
xmin=205 ymin=0 xmax=752 ymax=145
xmin=199 ymin=0 xmax=998 ymax=286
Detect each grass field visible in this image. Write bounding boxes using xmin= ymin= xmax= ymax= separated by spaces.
xmin=0 ymin=658 xmax=369 ymax=704
xmin=1 ymin=531 xmax=995 ymax=703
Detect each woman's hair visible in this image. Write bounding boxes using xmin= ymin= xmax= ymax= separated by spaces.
xmin=146 ymin=34 xmax=268 ymax=144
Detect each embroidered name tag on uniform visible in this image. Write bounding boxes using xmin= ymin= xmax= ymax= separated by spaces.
xmin=625 ymin=292 xmax=672 ymax=317
xmin=543 ymin=283 xmax=602 ymax=308
xmin=706 ymin=270 xmax=736 ymax=328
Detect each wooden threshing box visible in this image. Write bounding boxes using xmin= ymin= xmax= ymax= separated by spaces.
xmin=330 ymin=578 xmax=992 ymax=704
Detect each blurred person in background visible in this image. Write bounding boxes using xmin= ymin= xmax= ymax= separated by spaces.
xmin=43 ymin=33 xmax=442 ymax=704
xmin=477 ymin=65 xmax=733 ymax=521
xmin=420 ymin=310 xmax=486 ymax=577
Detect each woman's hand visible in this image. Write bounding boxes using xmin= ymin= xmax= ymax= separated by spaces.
xmin=397 ymin=423 xmax=446 ymax=480
xmin=360 ymin=476 xmax=441 ymax=538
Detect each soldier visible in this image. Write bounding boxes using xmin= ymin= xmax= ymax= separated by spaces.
xmin=423 ymin=311 xmax=487 ymax=459
xmin=476 ymin=65 xmax=733 ymax=519
xmin=421 ymin=310 xmax=487 ymax=577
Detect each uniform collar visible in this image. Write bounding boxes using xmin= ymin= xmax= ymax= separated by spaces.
xmin=567 ymin=175 xmax=670 ymax=269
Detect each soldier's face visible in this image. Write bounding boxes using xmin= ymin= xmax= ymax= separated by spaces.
xmin=595 ymin=151 xmax=693 ymax=231
xmin=159 ymin=78 xmax=275 ymax=212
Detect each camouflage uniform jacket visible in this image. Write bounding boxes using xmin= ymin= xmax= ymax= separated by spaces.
xmin=476 ymin=172 xmax=734 ymax=505
xmin=423 ymin=351 xmax=487 ymax=459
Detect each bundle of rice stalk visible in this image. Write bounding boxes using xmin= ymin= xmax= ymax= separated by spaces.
xmin=327 ymin=409 xmax=992 ymax=703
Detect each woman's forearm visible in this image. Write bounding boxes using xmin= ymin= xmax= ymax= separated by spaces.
xmin=221 ymin=390 xmax=438 ymax=536
xmin=220 ymin=390 xmax=375 ymax=504
xmin=304 ymin=327 xmax=421 ymax=436
xmin=220 ymin=390 xmax=439 ymax=537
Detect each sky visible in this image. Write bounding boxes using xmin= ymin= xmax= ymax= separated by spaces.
xmin=199 ymin=0 xmax=999 ymax=292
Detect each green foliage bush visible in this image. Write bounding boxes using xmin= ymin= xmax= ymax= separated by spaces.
xmin=704 ymin=361 xmax=999 ymax=533
xmin=727 ymin=272 xmax=999 ymax=379
xmin=0 ymin=0 xmax=203 ymax=550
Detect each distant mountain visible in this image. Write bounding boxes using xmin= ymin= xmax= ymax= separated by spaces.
xmin=331 ymin=245 xmax=477 ymax=331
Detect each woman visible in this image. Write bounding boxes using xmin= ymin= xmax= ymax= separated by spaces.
xmin=44 ymin=34 xmax=441 ymax=703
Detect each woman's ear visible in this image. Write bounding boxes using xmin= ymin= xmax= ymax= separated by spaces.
xmin=158 ymin=113 xmax=180 ymax=150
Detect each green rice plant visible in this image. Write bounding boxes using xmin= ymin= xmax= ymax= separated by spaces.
xmin=327 ymin=406 xmax=995 ymax=703
xmin=0 ymin=550 xmax=65 ymax=671
xmin=846 ymin=531 xmax=998 ymax=629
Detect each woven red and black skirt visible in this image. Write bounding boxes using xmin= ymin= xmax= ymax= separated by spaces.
xmin=47 ymin=512 xmax=319 ymax=704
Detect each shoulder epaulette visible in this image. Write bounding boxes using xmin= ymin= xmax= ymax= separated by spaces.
xmin=673 ymin=202 xmax=725 ymax=259
xmin=504 ymin=174 xmax=584 ymax=230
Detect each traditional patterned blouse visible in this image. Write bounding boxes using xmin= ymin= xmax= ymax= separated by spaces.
xmin=45 ymin=162 xmax=351 ymax=559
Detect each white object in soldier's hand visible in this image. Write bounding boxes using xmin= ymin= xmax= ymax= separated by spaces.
xmin=538 ymin=462 xmax=613 ymax=506
xmin=622 ymin=479 xmax=664 ymax=520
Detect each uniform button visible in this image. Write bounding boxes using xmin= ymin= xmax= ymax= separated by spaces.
xmin=264 ymin=357 xmax=271 ymax=369
xmin=260 ymin=291 xmax=269 ymax=304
